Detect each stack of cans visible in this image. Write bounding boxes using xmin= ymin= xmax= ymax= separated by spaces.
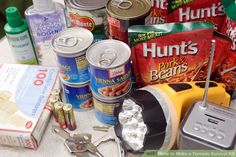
xmin=86 ymin=39 xmax=132 ymax=125
xmin=51 ymin=28 xmax=94 ymax=110
xmin=49 ymin=90 xmax=77 ymax=130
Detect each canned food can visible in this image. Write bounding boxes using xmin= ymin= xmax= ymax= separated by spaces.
xmin=86 ymin=39 xmax=132 ymax=99
xmin=51 ymin=28 xmax=93 ymax=84
xmin=49 ymin=95 xmax=60 ymax=122
xmin=106 ymin=0 xmax=151 ymax=43
xmin=92 ymin=84 xmax=131 ymax=125
xmin=63 ymin=103 xmax=77 ymax=130
xmin=95 ymin=109 xmax=117 ymax=125
xmin=65 ymin=0 xmax=108 ymax=41
xmin=60 ymin=77 xmax=93 ymax=110
xmin=54 ymin=102 xmax=67 ymax=129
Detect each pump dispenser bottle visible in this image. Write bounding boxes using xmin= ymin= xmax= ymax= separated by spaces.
xmin=4 ymin=7 xmax=38 ymax=65
xmin=25 ymin=0 xmax=66 ymax=65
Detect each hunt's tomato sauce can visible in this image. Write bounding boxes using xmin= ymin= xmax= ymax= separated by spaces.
xmin=65 ymin=0 xmax=107 ymax=41
xmin=106 ymin=0 xmax=151 ymax=44
xmin=86 ymin=39 xmax=132 ymax=99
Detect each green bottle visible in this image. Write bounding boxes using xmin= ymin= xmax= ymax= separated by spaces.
xmin=4 ymin=7 xmax=38 ymax=64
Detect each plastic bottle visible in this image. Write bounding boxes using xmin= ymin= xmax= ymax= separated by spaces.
xmin=4 ymin=7 xmax=38 ymax=65
xmin=25 ymin=0 xmax=67 ymax=65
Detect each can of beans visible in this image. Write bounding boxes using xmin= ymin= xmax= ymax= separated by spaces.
xmin=65 ymin=0 xmax=108 ymax=41
xmin=60 ymin=78 xmax=93 ymax=110
xmin=63 ymin=103 xmax=77 ymax=130
xmin=86 ymin=39 xmax=132 ymax=99
xmin=54 ymin=102 xmax=67 ymax=129
xmin=106 ymin=0 xmax=151 ymax=43
xmin=92 ymin=86 xmax=131 ymax=125
xmin=51 ymin=28 xmax=93 ymax=84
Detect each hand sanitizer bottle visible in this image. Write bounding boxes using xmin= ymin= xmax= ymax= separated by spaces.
xmin=25 ymin=0 xmax=67 ymax=65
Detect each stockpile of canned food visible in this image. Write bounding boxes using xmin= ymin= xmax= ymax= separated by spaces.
xmin=3 ymin=0 xmax=236 ymax=153
xmin=49 ymin=0 xmax=236 ymax=127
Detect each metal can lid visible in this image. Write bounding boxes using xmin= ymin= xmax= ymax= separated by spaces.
xmin=86 ymin=39 xmax=131 ymax=69
xmin=51 ymin=28 xmax=93 ymax=57
xmin=106 ymin=0 xmax=151 ymax=20
xmin=63 ymin=103 xmax=73 ymax=111
xmin=67 ymin=0 xmax=107 ymax=10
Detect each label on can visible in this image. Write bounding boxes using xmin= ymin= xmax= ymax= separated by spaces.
xmin=6 ymin=31 xmax=37 ymax=64
xmin=58 ymin=54 xmax=89 ymax=83
xmin=90 ymin=64 xmax=131 ymax=98
xmin=95 ymin=109 xmax=117 ymax=125
xmin=107 ymin=12 xmax=149 ymax=44
xmin=67 ymin=8 xmax=107 ymax=41
xmin=62 ymin=82 xmax=93 ymax=110
xmin=93 ymin=97 xmax=120 ymax=115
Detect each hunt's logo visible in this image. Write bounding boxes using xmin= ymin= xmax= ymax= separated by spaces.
xmin=178 ymin=2 xmax=224 ymax=22
xmin=143 ymin=41 xmax=198 ymax=58
xmin=69 ymin=13 xmax=95 ymax=31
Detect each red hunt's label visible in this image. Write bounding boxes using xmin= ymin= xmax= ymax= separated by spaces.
xmin=128 ymin=22 xmax=214 ymax=87
xmin=143 ymin=41 xmax=198 ymax=58
xmin=150 ymin=0 xmax=167 ymax=24
xmin=167 ymin=0 xmax=225 ymax=30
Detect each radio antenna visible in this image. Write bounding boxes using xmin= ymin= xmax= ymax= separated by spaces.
xmin=201 ymin=40 xmax=216 ymax=108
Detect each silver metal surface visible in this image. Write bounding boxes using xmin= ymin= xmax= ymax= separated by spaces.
xmin=202 ymin=40 xmax=216 ymax=108
xmin=67 ymin=0 xmax=107 ymax=10
xmin=52 ymin=28 xmax=93 ymax=57
xmin=181 ymin=101 xmax=236 ymax=149
xmin=52 ymin=126 xmax=70 ymax=140
xmin=119 ymin=99 xmax=147 ymax=151
xmin=86 ymin=39 xmax=131 ymax=69
xmin=85 ymin=139 xmax=104 ymax=157
xmin=94 ymin=127 xmax=125 ymax=157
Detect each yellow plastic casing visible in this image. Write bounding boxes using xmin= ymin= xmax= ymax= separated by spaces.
xmin=151 ymin=81 xmax=231 ymax=125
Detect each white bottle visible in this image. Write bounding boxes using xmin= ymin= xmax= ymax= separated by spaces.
xmin=25 ymin=0 xmax=67 ymax=65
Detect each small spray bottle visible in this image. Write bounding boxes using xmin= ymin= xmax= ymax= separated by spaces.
xmin=4 ymin=7 xmax=38 ymax=65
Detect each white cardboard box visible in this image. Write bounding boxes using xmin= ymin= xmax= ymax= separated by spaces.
xmin=0 ymin=64 xmax=58 ymax=149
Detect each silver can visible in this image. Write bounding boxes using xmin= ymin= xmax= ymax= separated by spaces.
xmin=65 ymin=0 xmax=107 ymax=41
xmin=86 ymin=39 xmax=132 ymax=99
xmin=51 ymin=28 xmax=93 ymax=84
